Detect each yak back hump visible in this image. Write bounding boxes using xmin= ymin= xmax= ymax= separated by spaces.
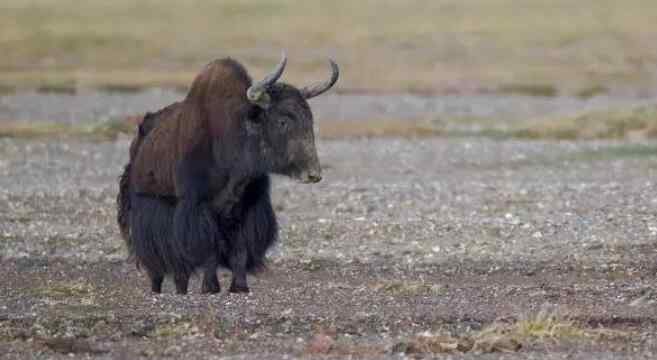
xmin=131 ymin=103 xmax=209 ymax=197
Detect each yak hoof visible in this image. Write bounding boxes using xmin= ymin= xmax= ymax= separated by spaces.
xmin=229 ymin=284 xmax=250 ymax=294
xmin=201 ymin=282 xmax=221 ymax=295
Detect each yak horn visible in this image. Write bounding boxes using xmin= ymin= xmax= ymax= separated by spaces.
xmin=300 ymin=59 xmax=339 ymax=99
xmin=247 ymin=52 xmax=287 ymax=106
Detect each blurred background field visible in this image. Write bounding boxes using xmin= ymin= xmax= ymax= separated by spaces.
xmin=1 ymin=0 xmax=657 ymax=139
xmin=1 ymin=0 xmax=657 ymax=95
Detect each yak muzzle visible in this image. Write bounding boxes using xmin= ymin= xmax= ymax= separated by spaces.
xmin=298 ymin=168 xmax=322 ymax=184
xmin=302 ymin=172 xmax=322 ymax=184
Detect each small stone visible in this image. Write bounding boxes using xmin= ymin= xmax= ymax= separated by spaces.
xmin=305 ymin=333 xmax=334 ymax=354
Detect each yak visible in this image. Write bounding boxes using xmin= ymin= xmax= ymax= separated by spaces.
xmin=117 ymin=53 xmax=338 ymax=294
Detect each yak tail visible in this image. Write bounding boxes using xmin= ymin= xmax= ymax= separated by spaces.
xmin=117 ymin=162 xmax=133 ymax=254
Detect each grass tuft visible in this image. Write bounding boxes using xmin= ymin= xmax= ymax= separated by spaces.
xmin=151 ymin=321 xmax=197 ymax=338
xmin=34 ymin=280 xmax=95 ymax=300
xmin=394 ymin=309 xmax=633 ymax=355
xmin=370 ymin=279 xmax=443 ymax=296
xmin=479 ymin=310 xmax=584 ymax=342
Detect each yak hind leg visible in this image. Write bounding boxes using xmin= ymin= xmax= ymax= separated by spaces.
xmin=130 ymin=194 xmax=177 ymax=294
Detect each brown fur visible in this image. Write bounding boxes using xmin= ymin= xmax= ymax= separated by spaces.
xmin=131 ymin=59 xmax=252 ymax=196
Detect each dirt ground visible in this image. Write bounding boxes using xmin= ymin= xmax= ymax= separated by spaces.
xmin=2 ymin=1 xmax=657 ymax=357
xmin=1 ymin=133 xmax=657 ymax=359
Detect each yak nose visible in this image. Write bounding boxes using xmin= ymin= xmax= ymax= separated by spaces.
xmin=300 ymin=169 xmax=322 ymax=184
xmin=307 ymin=173 xmax=322 ymax=183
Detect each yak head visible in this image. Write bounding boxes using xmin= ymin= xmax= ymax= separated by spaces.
xmin=188 ymin=53 xmax=338 ymax=184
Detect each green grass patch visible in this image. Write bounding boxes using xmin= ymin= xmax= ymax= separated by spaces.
xmin=497 ymin=83 xmax=559 ymax=97
xmin=564 ymin=143 xmax=657 ymax=162
xmin=36 ymin=81 xmax=78 ymax=94
xmin=96 ymin=84 xmax=150 ymax=94
xmin=0 ymin=85 xmax=16 ymax=95
xmin=575 ymin=84 xmax=609 ymax=99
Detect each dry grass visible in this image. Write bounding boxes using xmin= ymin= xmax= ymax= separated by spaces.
xmin=1 ymin=103 xmax=656 ymax=142
xmin=318 ymin=119 xmax=440 ymax=139
xmin=33 ymin=280 xmax=98 ymax=308
xmin=0 ymin=118 xmax=437 ymax=140
xmin=151 ymin=320 xmax=198 ymax=338
xmin=514 ymin=104 xmax=657 ymax=140
xmin=1 ymin=0 xmax=657 ymax=93
xmin=0 ymin=119 xmax=135 ymax=140
xmin=0 ymin=70 xmax=196 ymax=93
xmin=395 ymin=309 xmax=633 ymax=355
xmin=370 ymin=279 xmax=444 ymax=296
xmin=497 ymin=83 xmax=559 ymax=97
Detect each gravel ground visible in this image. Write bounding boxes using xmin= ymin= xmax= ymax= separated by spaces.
xmin=1 ymin=135 xmax=657 ymax=359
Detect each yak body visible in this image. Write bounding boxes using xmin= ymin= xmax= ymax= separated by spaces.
xmin=118 ymin=56 xmax=335 ymax=294
xmin=119 ymin=104 xmax=277 ymax=294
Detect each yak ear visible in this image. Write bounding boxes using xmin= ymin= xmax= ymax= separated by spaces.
xmin=246 ymin=104 xmax=263 ymax=121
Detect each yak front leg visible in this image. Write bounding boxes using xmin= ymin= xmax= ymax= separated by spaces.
xmin=174 ymin=273 xmax=190 ymax=295
xmin=148 ymin=270 xmax=164 ymax=294
xmin=201 ymin=255 xmax=221 ymax=294
xmin=229 ymin=241 xmax=249 ymax=293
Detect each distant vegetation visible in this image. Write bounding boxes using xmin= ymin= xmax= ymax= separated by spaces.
xmin=1 ymin=104 xmax=656 ymax=141
xmin=1 ymin=0 xmax=656 ymax=94
xmin=513 ymin=104 xmax=657 ymax=140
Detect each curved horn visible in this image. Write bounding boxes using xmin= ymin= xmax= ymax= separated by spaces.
xmin=301 ymin=59 xmax=339 ymax=99
xmin=247 ymin=52 xmax=287 ymax=106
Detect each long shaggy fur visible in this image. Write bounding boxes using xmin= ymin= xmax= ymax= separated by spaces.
xmin=117 ymin=58 xmax=279 ymax=294
xmin=116 ymin=104 xmax=178 ymax=253
xmin=229 ymin=176 xmax=278 ymax=272
xmin=127 ymin=175 xmax=277 ymax=275
xmin=117 ymin=162 xmax=132 ymax=249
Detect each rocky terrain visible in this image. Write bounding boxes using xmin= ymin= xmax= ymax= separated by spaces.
xmin=1 ymin=129 xmax=656 ymax=358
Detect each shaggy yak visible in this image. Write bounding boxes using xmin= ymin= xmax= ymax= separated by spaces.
xmin=117 ymin=53 xmax=338 ymax=294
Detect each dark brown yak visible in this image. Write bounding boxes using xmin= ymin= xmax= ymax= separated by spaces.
xmin=117 ymin=53 xmax=338 ymax=294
